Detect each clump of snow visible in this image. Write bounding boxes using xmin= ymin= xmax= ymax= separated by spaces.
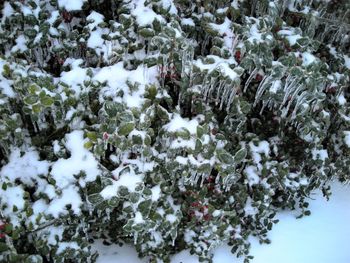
xmin=249 ymin=140 xmax=270 ymax=164
xmin=301 ymin=52 xmax=317 ymax=66
xmin=100 ymin=166 xmax=143 ymax=199
xmin=193 ymin=55 xmax=238 ymax=80
xmin=57 ymin=242 xmax=80 ymax=254
xmin=51 ymin=130 xmax=100 ymax=189
xmin=311 ymin=148 xmax=328 ymax=162
xmin=343 ymin=131 xmax=350 ymax=147
xmin=344 ymin=55 xmax=350 ymax=69
xmin=337 ymin=93 xmax=346 ymax=105
xmin=130 ymin=0 xmax=165 ymax=26
xmin=151 ymin=185 xmax=161 ymax=201
xmin=47 ymin=185 xmax=82 ymax=217
xmin=0 ymin=185 xmax=25 ymax=225
xmin=58 ymin=0 xmax=87 ymax=11
xmin=164 ymin=113 xmax=199 ymax=134
xmin=244 ymin=166 xmax=260 ymax=186
xmin=60 ymin=59 xmax=88 ymax=98
xmin=0 ymin=59 xmax=15 ymax=97
xmin=244 ymin=196 xmax=258 ymax=216
xmin=278 ymin=29 xmax=302 ymax=46
xmin=11 ymin=35 xmax=28 ymax=53
xmin=0 ymin=148 xmax=50 ymax=186
xmin=270 ymin=80 xmax=282 ymax=94
xmin=134 ymin=211 xmax=144 ymax=224
xmin=94 ymin=62 xmax=159 ymax=108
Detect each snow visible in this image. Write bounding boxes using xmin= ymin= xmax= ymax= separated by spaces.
xmin=131 ymin=0 xmax=165 ymax=27
xmin=269 ymin=80 xmax=281 ymax=94
xmin=92 ymin=181 xmax=350 ymax=263
xmin=134 ymin=211 xmax=144 ymax=224
xmin=311 ymin=148 xmax=328 ymax=162
xmin=249 ymin=140 xmax=270 ymax=164
xmin=94 ymin=63 xmax=159 ymax=108
xmin=344 ymin=55 xmax=350 ymax=69
xmin=47 ymin=185 xmax=82 ymax=217
xmin=151 ymin=185 xmax=161 ymax=201
xmin=87 ymin=11 xmax=105 ymax=30
xmin=57 ymin=241 xmax=80 ymax=254
xmin=181 ymin=18 xmax=195 ymax=27
xmin=0 ymin=59 xmax=15 ymax=98
xmin=88 ymin=31 xmax=105 ymax=49
xmin=164 ymin=113 xmax=199 ymax=134
xmin=60 ymin=59 xmax=88 ymax=97
xmin=244 ymin=166 xmax=260 ymax=186
xmin=11 ymin=35 xmax=28 ymax=53
xmin=100 ymin=166 xmax=143 ymax=199
xmin=0 ymin=149 xmax=50 ymax=186
xmin=193 ymin=55 xmax=238 ymax=80
xmin=302 ymin=52 xmax=317 ymax=66
xmin=337 ymin=93 xmax=346 ymax=105
xmin=58 ymin=0 xmax=87 ymax=11
xmin=278 ymin=29 xmax=302 ymax=46
xmin=51 ymin=130 xmax=100 ymax=189
xmin=343 ymin=131 xmax=350 ymax=147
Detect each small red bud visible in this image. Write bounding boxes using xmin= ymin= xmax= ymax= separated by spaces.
xmin=103 ymin=132 xmax=109 ymax=140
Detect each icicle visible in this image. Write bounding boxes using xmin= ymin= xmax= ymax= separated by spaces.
xmin=134 ymin=232 xmax=138 ymax=245
xmin=219 ymin=84 xmax=230 ymax=110
xmin=291 ymin=91 xmax=308 ymax=119
xmin=282 ymin=84 xmax=303 ymax=119
xmin=253 ymin=75 xmax=270 ymax=107
xmin=280 ymin=77 xmax=299 ymax=110
xmin=216 ymin=79 xmax=226 ymax=105
xmin=244 ymin=68 xmax=258 ymax=93
xmin=259 ymin=99 xmax=270 ymax=115
xmin=200 ymin=174 xmax=206 ymax=188
xmin=226 ymin=86 xmax=237 ymax=112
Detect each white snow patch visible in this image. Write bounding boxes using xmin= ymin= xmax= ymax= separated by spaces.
xmin=0 ymin=149 xmax=49 ymax=186
xmin=164 ymin=113 xmax=199 ymax=134
xmin=51 ymin=130 xmax=100 ymax=189
xmin=58 ymin=0 xmax=87 ymax=11
xmin=100 ymin=166 xmax=143 ymax=199
xmin=311 ymin=148 xmax=328 ymax=162
xmin=343 ymin=131 xmax=350 ymax=147
xmin=302 ymin=52 xmax=317 ymax=66
xmin=244 ymin=166 xmax=260 ymax=186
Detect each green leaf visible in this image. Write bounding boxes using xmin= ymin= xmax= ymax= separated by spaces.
xmin=84 ymin=141 xmax=93 ymax=149
xmin=234 ymin=148 xmax=247 ymax=163
xmin=217 ymin=149 xmax=234 ymax=164
xmin=86 ymin=132 xmax=98 ymax=142
xmin=41 ymin=96 xmax=54 ymax=107
xmin=138 ymin=199 xmax=152 ymax=216
xmin=88 ymin=193 xmax=104 ymax=204
xmin=138 ymin=28 xmax=155 ymax=38
xmin=0 ymin=242 xmax=8 ymax=253
xmin=24 ymin=95 xmax=39 ymax=105
xmin=118 ymin=122 xmax=135 ymax=136
xmin=32 ymin=104 xmax=41 ymax=114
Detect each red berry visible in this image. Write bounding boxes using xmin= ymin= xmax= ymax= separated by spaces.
xmin=191 ymin=202 xmax=200 ymax=207
xmin=211 ymin=128 xmax=218 ymax=135
xmin=255 ymin=74 xmax=263 ymax=81
xmin=62 ymin=10 xmax=73 ymax=23
xmin=203 ymin=214 xmax=211 ymax=221
xmin=103 ymin=132 xmax=109 ymax=140
xmin=235 ymin=51 xmax=241 ymax=62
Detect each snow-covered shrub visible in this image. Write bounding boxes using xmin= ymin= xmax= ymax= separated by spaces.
xmin=0 ymin=0 xmax=349 ymax=262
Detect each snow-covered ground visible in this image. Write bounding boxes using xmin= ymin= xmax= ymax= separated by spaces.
xmin=93 ymin=181 xmax=350 ymax=263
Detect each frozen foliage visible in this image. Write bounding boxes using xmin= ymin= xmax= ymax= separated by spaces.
xmin=0 ymin=0 xmax=349 ymax=262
